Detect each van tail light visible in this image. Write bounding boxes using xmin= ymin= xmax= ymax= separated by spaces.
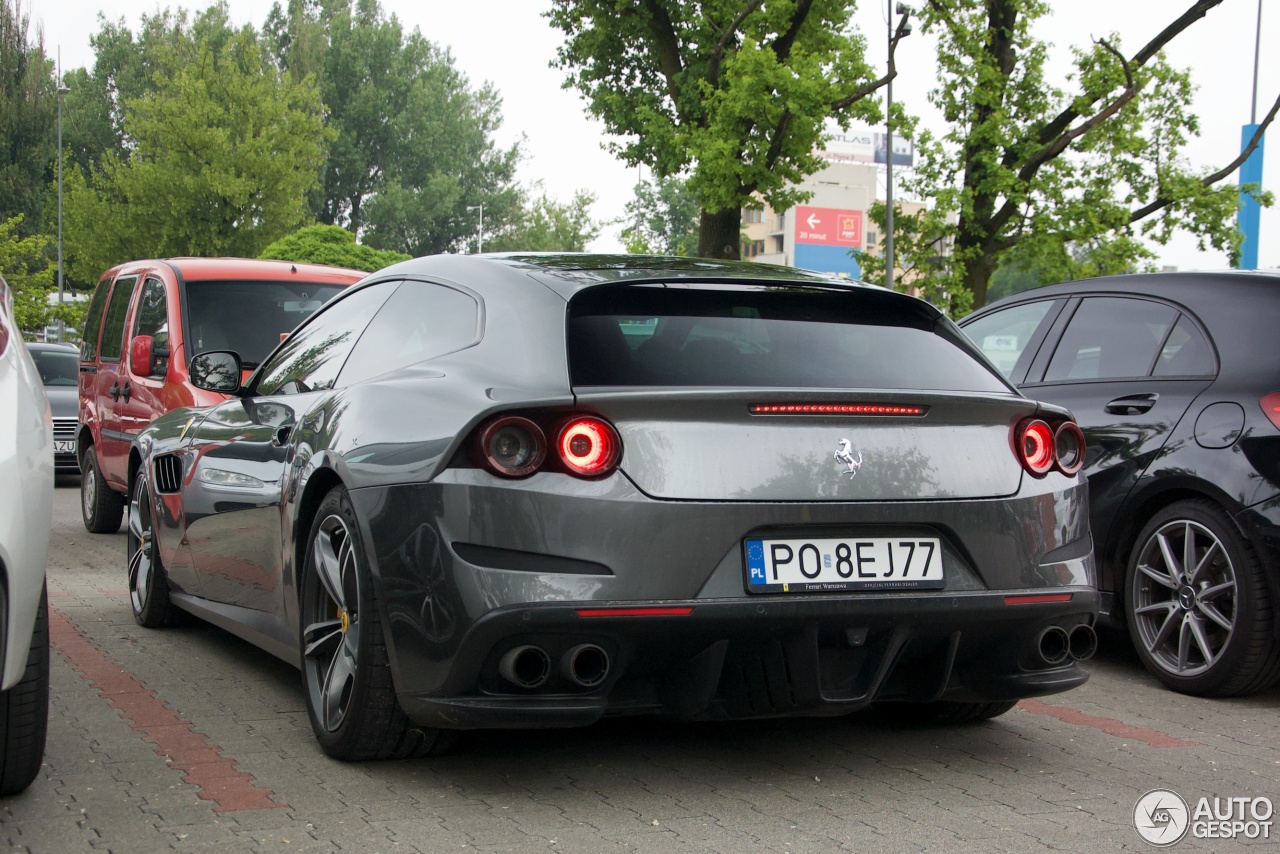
xmin=557 ymin=417 xmax=621 ymax=477
xmin=1014 ymin=416 xmax=1085 ymax=478
xmin=479 ymin=416 xmax=546 ymax=477
xmin=1262 ymin=393 xmax=1280 ymax=430
xmin=471 ymin=412 xmax=622 ymax=479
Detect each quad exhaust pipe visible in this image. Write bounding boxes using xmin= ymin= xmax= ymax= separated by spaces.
xmin=561 ymin=643 xmax=610 ymax=688
xmin=498 ymin=645 xmax=552 ymax=688
xmin=1036 ymin=624 xmax=1097 ymax=666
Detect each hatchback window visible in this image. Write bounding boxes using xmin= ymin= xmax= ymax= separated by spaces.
xmin=337 ymin=281 xmax=481 ymax=386
xmin=1152 ymin=315 xmax=1215 ymax=377
xmin=960 ymin=300 xmax=1055 ymax=379
xmin=1044 ymin=297 xmax=1177 ymax=381
xmin=568 ymin=285 xmax=1008 ymax=392
xmin=99 ymin=276 xmax=138 ymax=362
xmin=185 ymin=280 xmax=348 ymax=368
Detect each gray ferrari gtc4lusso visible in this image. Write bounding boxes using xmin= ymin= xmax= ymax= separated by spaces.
xmin=129 ymin=254 xmax=1098 ymax=760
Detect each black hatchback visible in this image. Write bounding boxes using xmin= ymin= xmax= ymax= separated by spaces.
xmin=960 ymin=271 xmax=1280 ymax=697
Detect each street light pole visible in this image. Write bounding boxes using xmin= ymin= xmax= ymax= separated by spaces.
xmin=885 ymin=3 xmax=911 ymax=290
xmin=466 ymin=205 xmax=484 ymax=254
xmin=56 ymin=52 xmax=69 ymax=342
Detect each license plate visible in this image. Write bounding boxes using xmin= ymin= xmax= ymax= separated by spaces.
xmin=745 ymin=536 xmax=944 ymax=593
xmin=54 ymin=440 xmax=75 ymax=454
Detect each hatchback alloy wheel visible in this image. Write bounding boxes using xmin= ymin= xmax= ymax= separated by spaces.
xmin=1131 ymin=517 xmax=1237 ymax=679
xmin=303 ymin=512 xmax=363 ymax=734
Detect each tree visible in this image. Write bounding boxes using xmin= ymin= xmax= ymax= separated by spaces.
xmin=0 ymin=214 xmax=54 ymax=333
xmin=60 ymin=6 xmax=329 ymax=282
xmin=259 ymin=224 xmax=409 ymax=272
xmin=487 ymin=189 xmax=602 ymax=253
xmin=548 ymin=0 xmax=907 ymax=259
xmin=620 ymin=174 xmax=699 ymax=256
xmin=0 ymin=0 xmax=54 ymax=233
xmin=263 ymin=0 xmax=522 ymax=256
xmin=861 ymin=0 xmax=1279 ymax=313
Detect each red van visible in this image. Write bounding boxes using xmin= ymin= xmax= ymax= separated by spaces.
xmin=77 ymin=258 xmax=366 ymax=532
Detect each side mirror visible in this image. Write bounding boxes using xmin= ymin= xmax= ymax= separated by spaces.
xmin=189 ymin=351 xmax=242 ymax=394
xmin=130 ymin=335 xmax=154 ymax=377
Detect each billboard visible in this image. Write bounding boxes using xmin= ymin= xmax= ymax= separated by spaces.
xmin=817 ymin=123 xmax=914 ymax=168
xmin=794 ymin=206 xmax=863 ymax=248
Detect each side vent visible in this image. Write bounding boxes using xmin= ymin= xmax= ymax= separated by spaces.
xmin=153 ymin=455 xmax=183 ymax=494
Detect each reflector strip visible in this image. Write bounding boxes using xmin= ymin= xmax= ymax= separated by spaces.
xmin=1003 ymin=593 xmax=1074 ymax=605
xmin=751 ymin=403 xmax=925 ymax=416
xmin=575 ymin=607 xmax=695 ymax=618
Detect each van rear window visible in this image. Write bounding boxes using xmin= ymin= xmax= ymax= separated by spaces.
xmin=185 ymin=280 xmax=347 ymax=367
xmin=567 ymin=285 xmax=1008 ymax=392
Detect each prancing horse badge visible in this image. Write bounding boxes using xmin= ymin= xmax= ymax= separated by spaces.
xmin=834 ymin=439 xmax=863 ymax=479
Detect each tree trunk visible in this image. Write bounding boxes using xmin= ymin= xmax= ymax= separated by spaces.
xmin=961 ymin=247 xmax=996 ymax=310
xmin=697 ymin=208 xmax=741 ymax=259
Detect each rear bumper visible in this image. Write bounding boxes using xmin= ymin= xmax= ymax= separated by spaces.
xmin=394 ymin=589 xmax=1098 ymax=729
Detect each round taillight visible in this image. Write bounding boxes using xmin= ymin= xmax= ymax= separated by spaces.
xmin=1017 ymin=419 xmax=1055 ymax=477
xmin=1054 ymin=421 xmax=1086 ymax=476
xmin=480 ymin=416 xmax=546 ymax=477
xmin=557 ymin=417 xmax=621 ymax=477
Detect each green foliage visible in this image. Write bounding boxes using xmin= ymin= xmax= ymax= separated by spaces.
xmin=259 ymin=224 xmax=409 ymax=272
xmin=487 ymin=189 xmax=602 ymax=253
xmin=880 ymin=0 xmax=1273 ymax=312
xmin=264 ymin=0 xmax=522 ymax=256
xmin=548 ymin=0 xmax=886 ymax=257
xmin=0 ymin=0 xmax=54 ymax=234
xmin=60 ymin=6 xmax=329 ymax=281
xmin=0 ymin=214 xmax=55 ymax=333
xmin=621 ymin=174 xmax=699 ymax=256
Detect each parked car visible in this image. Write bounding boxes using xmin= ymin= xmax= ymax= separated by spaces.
xmin=0 ymin=275 xmax=52 ymax=794
xmin=77 ymin=258 xmax=366 ymax=534
xmin=28 ymin=342 xmax=80 ymax=474
xmin=960 ymin=271 xmax=1280 ymax=697
xmin=130 ymin=254 xmax=1098 ymax=760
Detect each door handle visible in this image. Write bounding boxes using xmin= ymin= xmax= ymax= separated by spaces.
xmin=272 ymin=425 xmax=293 ymax=447
xmin=1105 ymin=393 xmax=1159 ymax=415
xmin=121 ymin=382 xmax=132 ymax=404
xmin=109 ymin=382 xmax=121 ymax=401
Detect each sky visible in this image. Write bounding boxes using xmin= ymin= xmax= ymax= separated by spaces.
xmin=33 ymin=0 xmax=1279 ymax=271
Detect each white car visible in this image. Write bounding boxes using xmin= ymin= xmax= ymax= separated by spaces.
xmin=0 ymin=275 xmax=51 ymax=794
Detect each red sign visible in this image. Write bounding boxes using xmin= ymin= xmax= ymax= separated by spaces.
xmin=794 ymin=206 xmax=862 ymax=247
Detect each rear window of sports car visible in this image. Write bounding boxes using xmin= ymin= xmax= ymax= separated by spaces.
xmin=567 ymin=284 xmax=1008 ymax=392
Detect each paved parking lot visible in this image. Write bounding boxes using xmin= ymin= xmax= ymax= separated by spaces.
xmin=3 ymin=480 xmax=1278 ymax=852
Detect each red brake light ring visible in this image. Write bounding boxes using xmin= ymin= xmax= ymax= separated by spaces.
xmin=558 ymin=417 xmax=621 ymax=477
xmin=1015 ymin=417 xmax=1085 ymax=478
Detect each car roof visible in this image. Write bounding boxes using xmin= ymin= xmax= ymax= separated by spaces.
xmin=972 ymin=270 xmax=1280 ymax=315
xmin=27 ymin=341 xmax=79 ymax=352
xmin=100 ymin=257 xmax=368 ymax=284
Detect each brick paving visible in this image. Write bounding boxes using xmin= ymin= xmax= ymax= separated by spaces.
xmin=2 ymin=480 xmax=1278 ymax=852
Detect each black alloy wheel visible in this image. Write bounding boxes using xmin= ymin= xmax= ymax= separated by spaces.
xmin=1127 ymin=499 xmax=1280 ymax=697
xmin=81 ymin=445 xmax=124 ymax=534
xmin=127 ymin=471 xmax=178 ymax=628
xmin=299 ymin=486 xmax=452 ymax=761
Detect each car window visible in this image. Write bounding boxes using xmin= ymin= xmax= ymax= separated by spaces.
xmin=960 ymin=301 xmax=1055 ymax=379
xmin=185 ymin=280 xmax=349 ymax=368
xmin=254 ymin=281 xmax=398 ymax=396
xmin=337 ymin=281 xmax=481 ymax=386
xmin=98 ymin=275 xmax=139 ymax=362
xmin=79 ymin=278 xmax=113 ymax=361
xmin=32 ymin=349 xmax=79 ymax=386
xmin=568 ymin=285 xmax=1009 ymax=392
xmin=132 ymin=277 xmax=171 ymax=377
xmin=1152 ymin=315 xmax=1215 ymax=377
xmin=1044 ymin=297 xmax=1177 ymax=382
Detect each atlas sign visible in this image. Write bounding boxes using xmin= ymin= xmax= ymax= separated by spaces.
xmin=794 ymin=206 xmax=862 ymax=248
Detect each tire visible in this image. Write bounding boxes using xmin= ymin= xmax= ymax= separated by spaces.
xmin=0 ymin=585 xmax=50 ymax=795
xmin=81 ymin=445 xmax=124 ymax=534
xmin=128 ymin=471 xmax=179 ymax=628
xmin=300 ymin=486 xmax=453 ymax=761
xmin=875 ymin=700 xmax=1018 ymax=726
xmin=1125 ymin=499 xmax=1280 ymax=697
